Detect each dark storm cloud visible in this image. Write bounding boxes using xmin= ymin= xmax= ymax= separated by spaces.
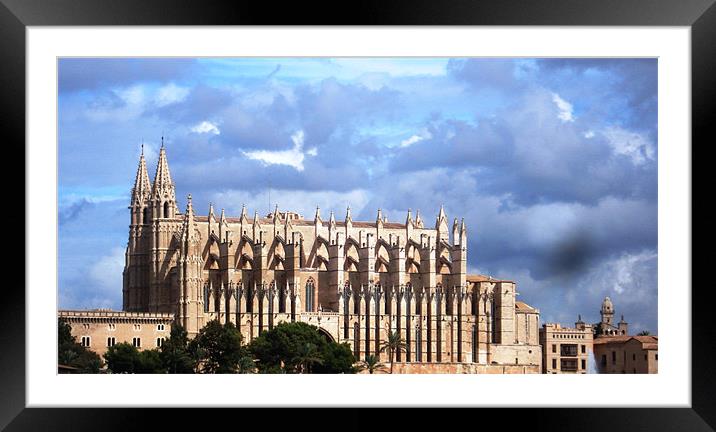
xmin=59 ymin=58 xmax=198 ymax=93
xmin=58 ymin=199 xmax=94 ymax=226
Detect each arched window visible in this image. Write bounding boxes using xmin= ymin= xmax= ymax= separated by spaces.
xmin=163 ymin=201 xmax=170 ymax=218
xmin=353 ymin=322 xmax=360 ymax=358
xmin=203 ymin=284 xmax=210 ymax=313
xmin=278 ymin=283 xmax=286 ymax=313
xmin=472 ymin=325 xmax=478 ymax=363
xmin=305 ymin=278 xmax=315 ymax=312
xmin=416 ymin=324 xmax=422 ymax=362
xmin=143 ymin=207 xmax=150 ymax=224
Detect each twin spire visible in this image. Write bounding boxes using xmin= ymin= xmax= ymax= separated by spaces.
xmin=131 ymin=139 xmax=175 ymax=205
xmin=131 ymin=145 xmax=151 ymax=206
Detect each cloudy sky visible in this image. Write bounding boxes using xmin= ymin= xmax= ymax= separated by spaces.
xmin=58 ymin=57 xmax=657 ymax=333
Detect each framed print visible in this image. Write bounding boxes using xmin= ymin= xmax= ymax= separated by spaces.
xmin=5 ymin=0 xmax=713 ymax=430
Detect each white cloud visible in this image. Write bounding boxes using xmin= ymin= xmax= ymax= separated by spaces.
xmin=191 ymin=121 xmax=221 ymax=135
xmin=155 ymin=83 xmax=189 ymax=107
xmin=551 ymin=93 xmax=575 ymax=122
xmin=584 ymin=130 xmax=595 ymax=139
xmin=603 ymin=126 xmax=655 ymax=165
xmin=399 ymin=129 xmax=432 ymax=148
xmin=242 ymin=130 xmax=317 ymax=171
xmin=211 ymin=188 xmax=371 ymax=220
xmin=88 ymin=247 xmax=126 ymax=294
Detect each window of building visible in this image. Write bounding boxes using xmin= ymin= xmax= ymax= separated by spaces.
xmin=157 ymin=324 xmax=165 ymax=331
xmin=560 ymin=359 xmax=578 ymax=372
xmin=133 ymin=337 xmax=141 ymax=348
xmin=80 ymin=336 xmax=91 ymax=347
xmin=560 ymin=344 xmax=578 ymax=357
xmin=107 ymin=337 xmax=116 ymax=347
xmin=416 ymin=326 xmax=423 ymax=362
xmin=552 ymin=358 xmax=557 ymax=370
xmin=581 ymin=359 xmax=586 ymax=370
xmin=633 ymin=353 xmax=636 ymax=361
xmin=108 ymin=323 xmax=116 ymax=331
xmin=601 ymin=355 xmax=607 ymax=366
xmin=655 ymin=354 xmax=658 ymax=361
xmin=156 ymin=337 xmax=164 ymax=347
xmin=133 ymin=324 xmax=141 ymax=331
xmin=305 ymin=279 xmax=315 ymax=312
xmin=581 ymin=345 xmax=586 ymax=354
xmin=552 ymin=344 xmax=556 ymax=353
xmin=82 ymin=323 xmax=90 ymax=330
xmin=612 ymin=351 xmax=616 ymax=364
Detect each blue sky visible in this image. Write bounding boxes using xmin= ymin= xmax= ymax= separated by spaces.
xmin=58 ymin=57 xmax=658 ymax=333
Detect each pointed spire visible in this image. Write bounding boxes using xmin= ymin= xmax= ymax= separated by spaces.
xmin=415 ymin=209 xmax=423 ymax=228
xmin=460 ymin=217 xmax=466 ymax=234
xmin=345 ymin=205 xmax=352 ymax=223
xmin=208 ymin=202 xmax=215 ymax=220
xmin=220 ymin=208 xmax=227 ymax=224
xmin=406 ymin=208 xmax=413 ymax=226
xmin=131 ymin=145 xmax=151 ymax=205
xmin=181 ymin=194 xmax=196 ymax=238
xmin=314 ymin=206 xmax=322 ymax=223
xmin=329 ymin=210 xmax=336 ymax=225
xmin=240 ymin=203 xmax=247 ymax=218
xmin=253 ymin=210 xmax=260 ymax=225
xmin=273 ymin=204 xmax=280 ymax=222
xmin=152 ymin=140 xmax=175 ymax=199
xmin=438 ymin=204 xmax=447 ymax=221
xmin=376 ymin=208 xmax=383 ymax=223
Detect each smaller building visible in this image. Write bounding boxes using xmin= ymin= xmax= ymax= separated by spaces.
xmin=593 ymin=335 xmax=658 ymax=374
xmin=59 ymin=309 xmax=174 ymax=357
xmin=539 ymin=318 xmax=593 ymax=374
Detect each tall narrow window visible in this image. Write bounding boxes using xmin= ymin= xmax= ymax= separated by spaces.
xmin=472 ymin=325 xmax=477 ymax=363
xmin=305 ymin=279 xmax=315 ymax=312
xmin=490 ymin=299 xmax=497 ymax=343
xmin=204 ymin=285 xmax=210 ymax=313
xmin=353 ymin=322 xmax=360 ymax=358
xmin=416 ymin=325 xmax=422 ymax=362
xmin=143 ymin=207 xmax=150 ymax=224
xmin=163 ymin=201 xmax=170 ymax=218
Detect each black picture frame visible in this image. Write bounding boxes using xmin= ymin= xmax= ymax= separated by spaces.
xmin=3 ymin=0 xmax=711 ymax=430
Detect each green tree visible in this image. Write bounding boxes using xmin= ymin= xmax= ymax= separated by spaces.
xmin=104 ymin=342 xmax=140 ymax=374
xmin=314 ymin=341 xmax=357 ymax=374
xmin=356 ymin=354 xmax=388 ymax=374
xmin=248 ymin=321 xmax=356 ymax=374
xmin=136 ymin=349 xmax=165 ymax=373
xmin=189 ymin=320 xmax=252 ymax=373
xmin=57 ymin=318 xmax=103 ymax=373
xmin=380 ymin=331 xmax=407 ymax=374
xmin=292 ymin=342 xmax=324 ymax=374
xmin=160 ymin=323 xmax=195 ymax=373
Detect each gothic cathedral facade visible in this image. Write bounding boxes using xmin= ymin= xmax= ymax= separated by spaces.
xmin=123 ymin=145 xmax=542 ymax=368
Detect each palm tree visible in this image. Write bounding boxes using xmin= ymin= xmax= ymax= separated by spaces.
xmin=356 ymin=354 xmax=388 ymax=374
xmin=637 ymin=330 xmax=651 ymax=336
xmin=292 ymin=342 xmax=324 ymax=374
xmin=380 ymin=331 xmax=407 ymax=374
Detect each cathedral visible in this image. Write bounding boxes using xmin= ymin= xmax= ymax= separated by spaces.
xmin=98 ymin=143 xmax=542 ymax=372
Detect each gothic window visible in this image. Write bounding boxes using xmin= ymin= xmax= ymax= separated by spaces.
xmin=416 ymin=325 xmax=422 ymax=362
xmin=490 ymin=299 xmax=497 ymax=343
xmin=107 ymin=337 xmax=115 ymax=347
xmin=157 ymin=324 xmax=165 ymax=331
xmin=132 ymin=337 xmax=141 ymax=348
xmin=80 ymin=336 xmax=91 ymax=347
xmin=353 ymin=322 xmax=360 ymax=358
xmin=305 ymin=279 xmax=315 ymax=312
xmin=156 ymin=337 xmax=164 ymax=347
xmin=472 ymin=325 xmax=478 ymax=363
xmin=143 ymin=207 xmax=150 ymax=224
xmin=204 ymin=285 xmax=210 ymax=313
xmin=279 ymin=284 xmax=286 ymax=313
xmin=163 ymin=201 xmax=170 ymax=218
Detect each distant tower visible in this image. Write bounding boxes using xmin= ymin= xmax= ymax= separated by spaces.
xmin=618 ymin=314 xmax=629 ymax=336
xmin=600 ymin=296 xmax=615 ymax=334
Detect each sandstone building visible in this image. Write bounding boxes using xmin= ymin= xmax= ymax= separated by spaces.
xmin=591 ymin=297 xmax=658 ymax=374
xmin=61 ymin=144 xmax=543 ymax=373
xmin=539 ymin=318 xmax=593 ymax=374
